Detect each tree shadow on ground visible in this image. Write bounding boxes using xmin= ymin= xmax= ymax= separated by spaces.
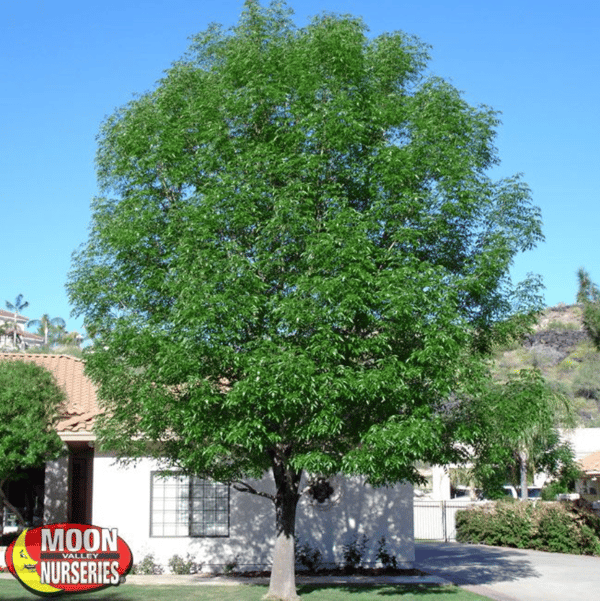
xmin=298 ymin=583 xmax=466 ymax=596
xmin=414 ymin=542 xmax=540 ymax=585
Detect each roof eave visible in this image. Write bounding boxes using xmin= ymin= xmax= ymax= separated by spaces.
xmin=58 ymin=432 xmax=97 ymax=442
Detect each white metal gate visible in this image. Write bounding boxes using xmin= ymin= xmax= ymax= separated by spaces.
xmin=414 ymin=500 xmax=477 ymax=541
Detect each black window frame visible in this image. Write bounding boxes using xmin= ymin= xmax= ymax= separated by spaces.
xmin=150 ymin=471 xmax=230 ymax=538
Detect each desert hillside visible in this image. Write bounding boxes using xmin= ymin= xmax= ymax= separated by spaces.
xmin=493 ymin=304 xmax=600 ymax=426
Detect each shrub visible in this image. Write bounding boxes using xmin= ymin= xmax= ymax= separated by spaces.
xmin=168 ymin=553 xmax=198 ymax=574
xmin=131 ymin=553 xmax=163 ymax=575
xmin=541 ymin=481 xmax=568 ymax=501
xmin=223 ymin=555 xmax=239 ymax=574
xmin=546 ymin=320 xmax=580 ymax=331
xmin=573 ymin=358 xmax=600 ymax=400
xmin=457 ymin=501 xmax=600 ymax=555
xmin=342 ymin=534 xmax=369 ymax=573
xmin=529 ymin=502 xmax=600 ymax=555
xmin=375 ymin=536 xmax=397 ymax=570
xmin=295 ymin=539 xmax=323 ymax=573
xmin=530 ymin=503 xmax=578 ymax=553
xmin=481 ymin=500 xmax=534 ymax=548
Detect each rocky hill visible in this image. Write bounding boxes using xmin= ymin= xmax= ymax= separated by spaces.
xmin=493 ymin=304 xmax=600 ymax=426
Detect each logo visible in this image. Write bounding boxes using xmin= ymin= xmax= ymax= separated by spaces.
xmin=5 ymin=523 xmax=133 ymax=598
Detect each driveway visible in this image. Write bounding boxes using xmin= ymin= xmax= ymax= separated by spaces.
xmin=415 ymin=541 xmax=600 ymax=601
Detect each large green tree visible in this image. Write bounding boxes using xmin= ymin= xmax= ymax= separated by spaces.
xmin=68 ymin=3 xmax=544 ymax=598
xmin=0 ymin=360 xmax=65 ymax=532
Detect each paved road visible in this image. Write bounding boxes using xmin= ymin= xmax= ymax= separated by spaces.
xmin=415 ymin=541 xmax=600 ymax=601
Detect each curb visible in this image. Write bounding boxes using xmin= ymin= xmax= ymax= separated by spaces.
xmin=114 ymin=573 xmax=452 ymax=587
xmin=1 ymin=571 xmax=451 ymax=587
xmin=461 ymin=584 xmax=522 ymax=601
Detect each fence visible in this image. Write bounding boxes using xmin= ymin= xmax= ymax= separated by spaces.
xmin=414 ymin=499 xmax=479 ymax=541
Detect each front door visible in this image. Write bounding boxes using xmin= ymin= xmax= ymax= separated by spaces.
xmin=69 ymin=445 xmax=94 ymax=524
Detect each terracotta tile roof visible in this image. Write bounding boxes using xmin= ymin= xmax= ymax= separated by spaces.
xmin=579 ymin=451 xmax=600 ymax=475
xmin=1 ymin=329 xmax=44 ymax=342
xmin=0 ymin=309 xmax=29 ymax=320
xmin=23 ymin=330 xmax=44 ymax=340
xmin=0 ymin=353 xmax=100 ymax=437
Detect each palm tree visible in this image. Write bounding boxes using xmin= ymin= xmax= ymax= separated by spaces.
xmin=471 ymin=369 xmax=575 ymax=500
xmin=27 ymin=314 xmax=67 ymax=346
xmin=504 ymin=372 xmax=574 ymax=500
xmin=5 ymin=294 xmax=29 ymax=348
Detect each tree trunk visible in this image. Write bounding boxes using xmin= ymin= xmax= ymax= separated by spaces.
xmin=519 ymin=449 xmax=529 ymax=501
xmin=265 ymin=458 xmax=302 ymax=601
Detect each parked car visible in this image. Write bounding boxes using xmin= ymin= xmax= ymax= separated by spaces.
xmin=451 ymin=485 xmax=472 ymax=499
xmin=516 ymin=486 xmax=542 ymax=500
xmin=476 ymin=485 xmax=518 ymax=500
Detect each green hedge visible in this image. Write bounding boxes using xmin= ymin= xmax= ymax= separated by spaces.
xmin=456 ymin=500 xmax=600 ymax=555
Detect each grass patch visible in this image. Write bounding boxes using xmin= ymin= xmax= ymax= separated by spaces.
xmin=545 ymin=320 xmax=580 ymax=331
xmin=0 ymin=578 xmax=493 ymax=600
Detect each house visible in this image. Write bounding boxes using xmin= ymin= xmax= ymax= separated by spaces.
xmin=0 ymin=310 xmax=44 ymax=350
xmin=0 ymin=353 xmax=97 ymax=531
xmin=560 ymin=428 xmax=600 ymax=461
xmin=559 ymin=428 xmax=600 ymax=502
xmin=576 ymin=451 xmax=600 ymax=502
xmin=0 ymin=353 xmax=415 ymax=571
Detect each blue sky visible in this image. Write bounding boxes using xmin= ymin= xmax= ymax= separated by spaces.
xmin=2 ymin=0 xmax=598 ymax=334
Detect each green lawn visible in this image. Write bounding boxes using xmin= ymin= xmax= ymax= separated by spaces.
xmin=0 ymin=579 xmax=492 ymax=601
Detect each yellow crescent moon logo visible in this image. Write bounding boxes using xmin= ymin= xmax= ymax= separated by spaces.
xmin=11 ymin=529 xmax=62 ymax=595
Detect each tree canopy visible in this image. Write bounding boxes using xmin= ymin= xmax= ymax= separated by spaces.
xmin=464 ymin=368 xmax=575 ymax=500
xmin=0 ymin=360 xmax=65 ymax=530
xmin=68 ymin=2 xmax=544 ymax=598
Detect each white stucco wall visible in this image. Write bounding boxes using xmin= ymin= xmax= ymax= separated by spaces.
xmin=560 ymin=428 xmax=600 ymax=460
xmin=430 ymin=465 xmax=451 ymax=500
xmin=91 ymin=453 xmax=414 ymax=572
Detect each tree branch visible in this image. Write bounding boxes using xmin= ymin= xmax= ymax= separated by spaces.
xmin=231 ymin=480 xmax=276 ymax=502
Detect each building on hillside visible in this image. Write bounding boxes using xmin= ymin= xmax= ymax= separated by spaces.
xmin=0 ymin=309 xmax=44 ymax=350
xmin=560 ymin=428 xmax=600 ymax=461
xmin=0 ymin=353 xmax=415 ymax=572
xmin=559 ymin=428 xmax=600 ymax=502
xmin=577 ymin=450 xmax=600 ymax=502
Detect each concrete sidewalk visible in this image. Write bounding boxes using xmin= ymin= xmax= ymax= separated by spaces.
xmin=13 ymin=541 xmax=599 ymax=601
xmin=415 ymin=541 xmax=600 ymax=601
xmin=121 ymin=571 xmax=450 ymax=587
xmin=0 ymin=570 xmax=450 ymax=587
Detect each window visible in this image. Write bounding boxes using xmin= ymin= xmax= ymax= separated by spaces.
xmin=150 ymin=472 xmax=230 ymax=537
